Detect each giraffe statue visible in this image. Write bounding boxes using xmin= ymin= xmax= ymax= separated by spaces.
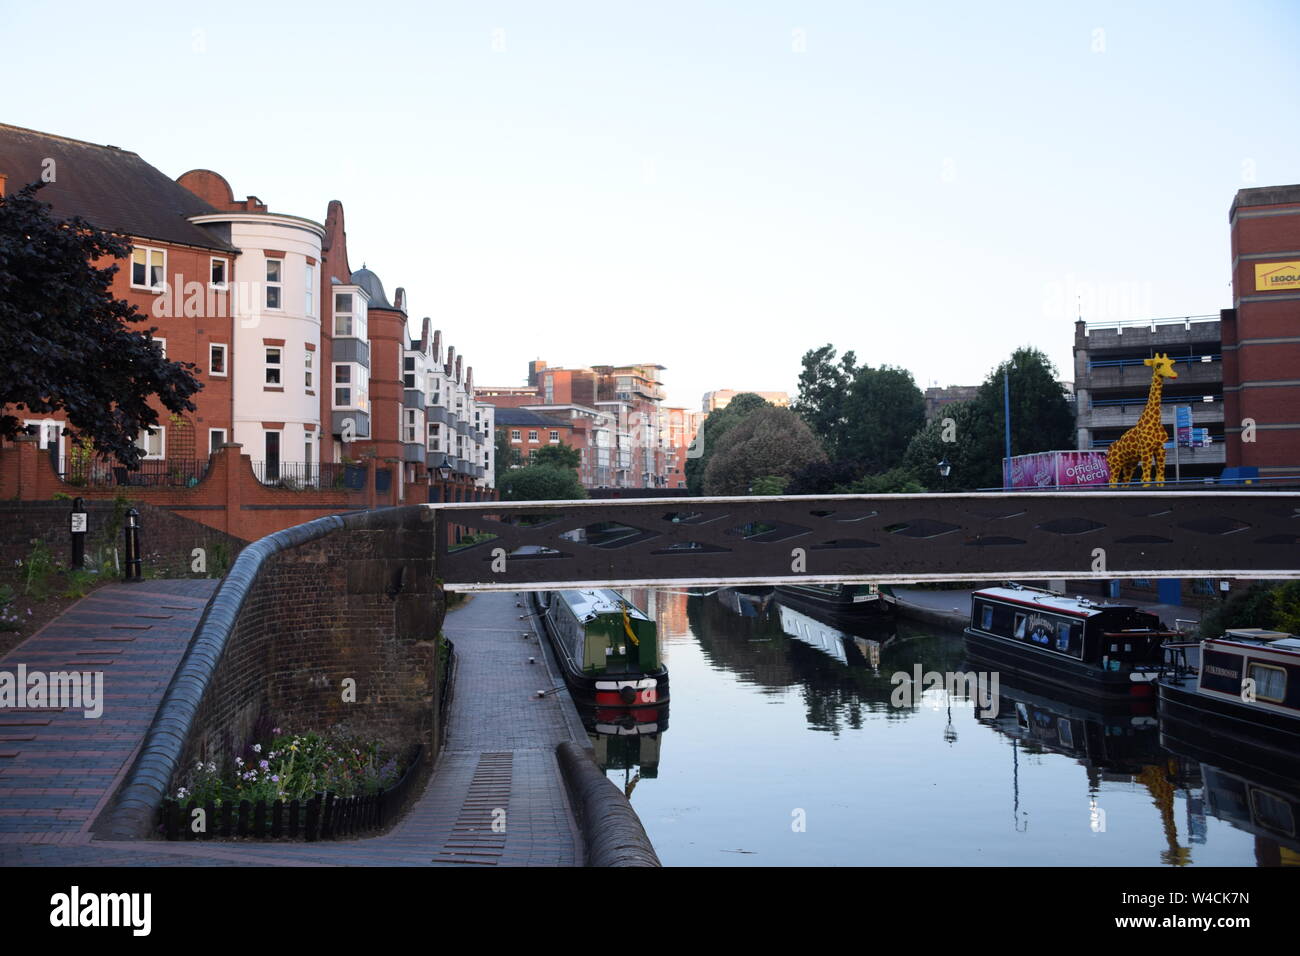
xmin=1106 ymin=353 xmax=1178 ymax=486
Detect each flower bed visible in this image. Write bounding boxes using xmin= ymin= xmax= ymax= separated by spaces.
xmin=160 ymin=729 xmax=422 ymax=841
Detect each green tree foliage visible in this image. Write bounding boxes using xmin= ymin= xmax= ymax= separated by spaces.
xmin=497 ymin=464 xmax=587 ymax=501
xmin=794 ymin=344 xmax=857 ymax=458
xmin=899 ymin=347 xmax=1075 ymax=490
xmin=840 ymin=365 xmax=926 ymax=472
xmin=899 ymin=400 xmax=986 ymax=491
xmin=685 ymin=392 xmax=771 ymax=494
xmin=702 ymin=406 xmax=827 ymax=495
xmin=1198 ymin=582 xmax=1287 ymax=639
xmin=0 ymin=182 xmax=202 ymax=467
xmin=749 ymin=474 xmax=789 ymax=496
xmin=835 ymin=467 xmax=926 ymax=495
xmin=494 ymin=428 xmax=521 ymax=470
xmin=531 ymin=442 xmax=580 ymax=470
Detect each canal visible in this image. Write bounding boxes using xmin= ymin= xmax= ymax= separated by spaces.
xmin=586 ymin=588 xmax=1294 ymax=867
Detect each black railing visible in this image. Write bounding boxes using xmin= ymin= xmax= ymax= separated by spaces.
xmin=56 ymin=457 xmax=210 ymax=488
xmin=159 ymin=746 xmax=423 ymax=841
xmin=251 ymin=461 xmax=366 ymax=491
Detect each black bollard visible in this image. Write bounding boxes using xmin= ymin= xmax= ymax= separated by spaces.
xmin=70 ymin=496 xmax=87 ymax=569
xmin=123 ymin=508 xmax=142 ymax=581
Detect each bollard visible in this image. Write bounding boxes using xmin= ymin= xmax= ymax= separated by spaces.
xmin=70 ymin=496 xmax=87 ymax=569
xmin=123 ymin=508 xmax=143 ymax=581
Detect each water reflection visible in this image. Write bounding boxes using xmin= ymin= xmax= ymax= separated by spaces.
xmin=600 ymin=585 xmax=1299 ymax=866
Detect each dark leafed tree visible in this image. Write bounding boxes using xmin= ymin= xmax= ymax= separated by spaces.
xmin=494 ymin=427 xmax=521 ymax=470
xmin=969 ymin=346 xmax=1075 ymax=487
xmin=531 ymin=442 xmax=581 ymax=470
xmin=0 ymin=182 xmax=202 ymax=467
xmin=684 ymin=392 xmax=771 ymax=494
xmin=840 ymin=364 xmax=926 ymax=472
xmin=702 ymin=406 xmax=827 ymax=495
xmin=793 ymin=344 xmax=857 ymax=459
xmin=497 ymin=464 xmax=588 ymax=501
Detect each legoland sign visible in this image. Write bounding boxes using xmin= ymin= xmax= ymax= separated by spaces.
xmin=1254 ymin=260 xmax=1300 ymax=292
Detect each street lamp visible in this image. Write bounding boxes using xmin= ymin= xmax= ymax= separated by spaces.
xmin=937 ymin=457 xmax=951 ymax=492
xmin=436 ymin=454 xmax=453 ymax=482
xmin=1002 ymin=360 xmax=1017 ymax=487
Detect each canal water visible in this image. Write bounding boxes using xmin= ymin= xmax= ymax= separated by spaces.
xmin=588 ymin=588 xmax=1294 ymax=867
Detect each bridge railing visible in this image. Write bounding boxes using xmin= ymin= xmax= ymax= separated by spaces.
xmin=428 ymin=491 xmax=1300 ymax=590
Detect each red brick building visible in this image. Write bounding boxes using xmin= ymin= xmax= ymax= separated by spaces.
xmin=1223 ymin=184 xmax=1300 ymax=477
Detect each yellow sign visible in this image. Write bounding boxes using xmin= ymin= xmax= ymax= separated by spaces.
xmin=1255 ymin=260 xmax=1300 ymax=291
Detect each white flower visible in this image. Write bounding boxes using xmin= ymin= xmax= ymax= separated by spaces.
xmin=253 ymin=744 xmax=262 ymax=753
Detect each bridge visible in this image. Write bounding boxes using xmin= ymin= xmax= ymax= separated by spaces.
xmin=432 ymin=491 xmax=1300 ymax=590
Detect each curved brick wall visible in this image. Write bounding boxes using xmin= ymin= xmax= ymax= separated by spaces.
xmin=556 ymin=741 xmax=661 ymax=867
xmin=98 ymin=505 xmax=443 ymax=840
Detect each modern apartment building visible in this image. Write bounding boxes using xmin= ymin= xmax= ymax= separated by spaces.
xmin=701 ymin=389 xmax=790 ymax=413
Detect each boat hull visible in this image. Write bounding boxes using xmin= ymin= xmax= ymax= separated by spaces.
xmin=774 ymin=585 xmax=894 ymax=624
xmin=1159 ymin=677 xmax=1300 ymax=775
xmin=964 ymin=629 xmax=1158 ymax=700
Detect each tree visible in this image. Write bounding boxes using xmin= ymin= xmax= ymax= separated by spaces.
xmin=0 ymin=182 xmax=202 ymax=467
xmin=702 ymin=406 xmax=827 ymax=495
xmin=794 ymin=344 xmax=857 ymax=458
xmin=840 ymin=364 xmax=926 ymax=472
xmin=494 ymin=428 xmax=521 ymax=470
xmin=531 ymin=442 xmax=580 ymax=470
xmin=899 ymin=400 xmax=987 ymax=491
xmin=836 ymin=467 xmax=926 ymax=495
xmin=685 ymin=392 xmax=771 ymax=494
xmin=497 ymin=464 xmax=587 ymax=501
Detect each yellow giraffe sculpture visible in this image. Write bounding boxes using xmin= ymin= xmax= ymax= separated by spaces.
xmin=1106 ymin=353 xmax=1178 ymax=487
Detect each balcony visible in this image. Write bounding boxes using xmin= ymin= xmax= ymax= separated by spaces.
xmin=332 ymin=338 xmax=370 ymax=367
xmin=404 ymin=388 xmax=426 ymax=409
xmin=251 ymin=460 xmax=366 ymax=490
xmin=331 ymin=410 xmax=371 ymax=438
xmin=55 ymin=457 xmax=210 ymax=488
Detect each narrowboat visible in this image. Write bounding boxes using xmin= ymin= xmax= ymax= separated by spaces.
xmin=535 ymin=588 xmax=668 ymax=708
xmin=773 ymin=583 xmax=895 ymax=622
xmin=1159 ymin=628 xmax=1300 ymax=774
xmin=964 ymin=585 xmax=1177 ymax=699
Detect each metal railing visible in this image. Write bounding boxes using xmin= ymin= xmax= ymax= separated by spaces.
xmin=55 ymin=456 xmax=210 ymax=488
xmin=251 ymin=460 xmax=366 ymax=491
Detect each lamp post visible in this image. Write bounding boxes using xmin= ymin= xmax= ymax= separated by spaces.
xmin=1002 ymin=362 xmax=1015 ymax=488
xmin=937 ymin=457 xmax=951 ymax=492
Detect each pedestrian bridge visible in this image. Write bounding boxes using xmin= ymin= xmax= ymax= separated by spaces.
xmin=430 ymin=491 xmax=1300 ymax=591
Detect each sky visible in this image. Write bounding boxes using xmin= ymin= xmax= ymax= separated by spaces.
xmin=5 ymin=0 xmax=1298 ymax=410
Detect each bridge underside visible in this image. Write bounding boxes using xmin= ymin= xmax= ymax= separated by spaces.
xmin=430 ymin=492 xmax=1300 ymax=592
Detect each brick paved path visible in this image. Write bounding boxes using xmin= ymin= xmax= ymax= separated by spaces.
xmin=0 ymin=589 xmax=587 ymax=865
xmin=0 ymin=581 xmax=217 ymax=852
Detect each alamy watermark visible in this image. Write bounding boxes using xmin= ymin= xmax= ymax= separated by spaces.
xmin=0 ymin=665 xmax=104 ymax=718
xmin=889 ymin=665 xmax=999 ymax=717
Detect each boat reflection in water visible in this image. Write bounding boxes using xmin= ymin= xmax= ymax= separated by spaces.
xmin=689 ymin=588 xmax=961 ymax=735
xmin=1160 ymin=712 xmax=1300 ymax=867
xmin=579 ymin=702 xmax=668 ymax=800
xmin=974 ymin=672 xmax=1202 ymax=864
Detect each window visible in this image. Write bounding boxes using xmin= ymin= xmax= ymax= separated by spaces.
xmin=510 ymin=429 xmax=521 ymax=442
xmin=265 ymin=259 xmax=282 ymax=310
xmin=1249 ymin=663 xmax=1287 ymax=703
xmin=265 ymin=347 xmax=282 ymax=386
xmin=151 ymin=337 xmax=167 ymax=359
xmin=980 ymin=605 xmax=994 ymax=631
xmin=208 ymin=429 xmax=227 ymax=454
xmin=210 ymin=257 xmax=228 ymax=289
xmin=334 ymin=293 xmax=353 ymax=336
xmin=527 ymin=430 xmax=538 ymax=442
xmin=1056 ymin=622 xmax=1072 ymax=652
xmin=403 ymin=409 xmax=419 ymax=444
xmin=131 ymin=246 xmax=166 ymax=291
xmin=403 ymin=357 xmax=416 ymax=389
xmin=427 ymin=422 xmax=441 ymax=452
xmin=304 ymin=350 xmax=313 ymax=391
xmin=135 ymin=427 xmax=164 ymax=459
xmin=305 ymin=264 xmax=315 ymax=316
xmin=1013 ymin=613 xmax=1027 ymax=640
xmin=304 ymin=432 xmax=315 ymax=479
xmin=549 ymin=430 xmax=559 ymax=443
xmin=264 ymin=431 xmax=281 ymax=482
xmin=335 ymin=364 xmax=351 ymax=405
xmin=209 ymin=343 xmax=227 ymax=377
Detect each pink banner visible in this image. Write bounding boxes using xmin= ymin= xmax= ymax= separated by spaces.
xmin=1007 ymin=451 xmax=1109 ymax=488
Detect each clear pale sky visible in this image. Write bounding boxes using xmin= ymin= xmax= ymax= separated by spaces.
xmin=6 ymin=1 xmax=1298 ymax=409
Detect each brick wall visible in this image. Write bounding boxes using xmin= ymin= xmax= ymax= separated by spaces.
xmin=98 ymin=505 xmax=445 ymax=839
xmin=0 ymin=499 xmax=244 ymax=580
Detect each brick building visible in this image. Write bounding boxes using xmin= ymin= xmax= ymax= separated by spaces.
xmin=0 ymin=123 xmax=494 ymax=541
xmin=1223 ymin=184 xmax=1300 ymax=477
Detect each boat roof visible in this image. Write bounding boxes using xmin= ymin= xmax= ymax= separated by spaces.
xmin=972 ymin=587 xmax=1136 ymax=619
xmin=1218 ymin=628 xmax=1300 ymax=650
xmin=556 ymin=588 xmax=652 ymax=624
